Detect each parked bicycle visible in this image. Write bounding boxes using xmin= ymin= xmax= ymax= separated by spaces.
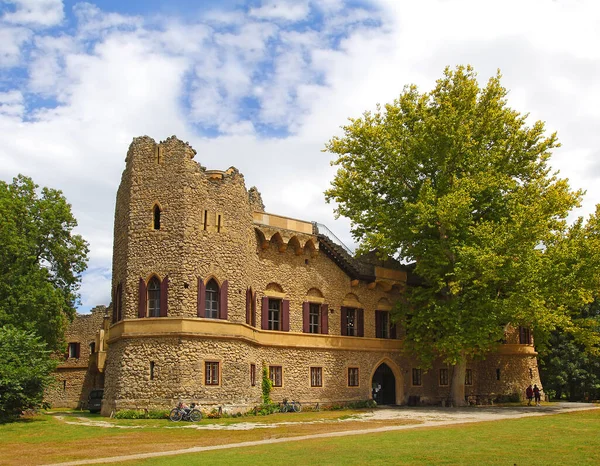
xmin=169 ymin=402 xmax=202 ymax=422
xmin=279 ymin=398 xmax=302 ymax=413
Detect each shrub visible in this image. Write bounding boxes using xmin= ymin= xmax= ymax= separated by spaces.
xmin=261 ymin=366 xmax=272 ymax=404
xmin=0 ymin=326 xmax=57 ymax=422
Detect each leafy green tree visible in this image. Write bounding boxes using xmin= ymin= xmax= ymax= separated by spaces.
xmin=0 ymin=175 xmax=89 ymax=353
xmin=540 ymin=300 xmax=600 ymax=401
xmin=0 ymin=325 xmax=57 ymax=421
xmin=326 ymin=65 xmax=600 ymax=405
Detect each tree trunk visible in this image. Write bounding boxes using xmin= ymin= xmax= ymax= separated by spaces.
xmin=450 ymin=357 xmax=467 ymax=407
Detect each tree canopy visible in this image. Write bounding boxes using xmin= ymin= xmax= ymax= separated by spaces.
xmin=0 ymin=175 xmax=89 ymax=353
xmin=325 ymin=65 xmax=600 ymax=402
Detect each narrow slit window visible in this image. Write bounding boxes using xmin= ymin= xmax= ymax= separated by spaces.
xmin=203 ymin=210 xmax=208 ymax=231
xmin=153 ymin=205 xmax=161 ymax=230
xmin=217 ymin=214 xmax=222 ymax=233
xmin=150 ymin=361 xmax=155 ymax=380
xmin=496 ymin=368 xmax=501 ymax=381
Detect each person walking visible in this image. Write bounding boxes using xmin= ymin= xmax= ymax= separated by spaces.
xmin=526 ymin=384 xmax=533 ymax=406
xmin=533 ymin=384 xmax=541 ymax=406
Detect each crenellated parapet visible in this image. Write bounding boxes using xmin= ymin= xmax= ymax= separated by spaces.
xmin=253 ymin=212 xmax=319 ymax=256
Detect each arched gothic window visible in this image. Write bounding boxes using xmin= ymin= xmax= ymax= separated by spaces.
xmin=205 ymin=279 xmax=219 ymax=319
xmin=148 ymin=276 xmax=161 ymax=317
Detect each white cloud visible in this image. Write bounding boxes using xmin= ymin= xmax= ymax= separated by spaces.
xmin=249 ymin=0 xmax=310 ymax=22
xmin=73 ymin=2 xmax=142 ymax=35
xmin=0 ymin=25 xmax=31 ymax=67
xmin=2 ymin=0 xmax=64 ymax=27
xmin=0 ymin=90 xmax=24 ymax=117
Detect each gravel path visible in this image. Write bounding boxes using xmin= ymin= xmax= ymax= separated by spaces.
xmin=46 ymin=403 xmax=598 ymax=466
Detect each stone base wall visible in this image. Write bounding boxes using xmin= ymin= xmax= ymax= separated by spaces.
xmin=45 ymin=367 xmax=104 ymax=408
xmin=101 ymin=333 xmax=537 ymax=415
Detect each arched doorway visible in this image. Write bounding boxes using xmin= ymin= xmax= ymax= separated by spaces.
xmin=372 ymin=363 xmax=396 ymax=405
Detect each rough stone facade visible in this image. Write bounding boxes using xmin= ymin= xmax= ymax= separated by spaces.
xmin=45 ymin=306 xmax=107 ymax=408
xmin=52 ymin=135 xmax=542 ymax=414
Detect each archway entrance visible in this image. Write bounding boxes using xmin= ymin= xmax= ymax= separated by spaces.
xmin=372 ymin=363 xmax=396 ymax=405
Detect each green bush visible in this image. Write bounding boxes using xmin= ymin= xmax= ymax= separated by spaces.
xmin=0 ymin=326 xmax=57 ymax=422
xmin=261 ymin=366 xmax=272 ymax=405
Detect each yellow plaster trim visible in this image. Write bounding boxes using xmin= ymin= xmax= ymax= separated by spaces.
xmin=306 ymin=296 xmax=325 ymax=304
xmin=263 ymin=290 xmax=286 ymax=299
xmin=106 ymin=318 xmax=403 ymax=353
xmin=342 ymin=299 xmax=361 ymax=308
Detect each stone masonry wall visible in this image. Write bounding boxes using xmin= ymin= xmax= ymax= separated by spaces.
xmin=46 ymin=306 xmax=106 ymax=408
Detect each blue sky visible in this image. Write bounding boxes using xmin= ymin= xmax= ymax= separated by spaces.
xmin=1 ymin=0 xmax=600 ymax=312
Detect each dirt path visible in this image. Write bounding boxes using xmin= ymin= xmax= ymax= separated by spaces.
xmin=46 ymin=403 xmax=598 ymax=466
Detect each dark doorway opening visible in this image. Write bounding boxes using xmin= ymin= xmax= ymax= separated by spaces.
xmin=372 ymin=363 xmax=396 ymax=405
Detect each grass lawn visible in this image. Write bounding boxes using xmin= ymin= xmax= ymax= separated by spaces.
xmin=0 ymin=408 xmax=414 ymax=465
xmin=126 ymin=409 xmax=600 ymax=466
xmin=1 ymin=408 xmax=598 ymax=465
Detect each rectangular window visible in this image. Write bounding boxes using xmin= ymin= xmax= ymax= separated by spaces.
xmin=89 ymin=342 xmax=95 ymax=354
xmin=345 ymin=308 xmax=356 ymax=336
xmin=519 ymin=326 xmax=532 ymax=345
xmin=205 ymin=361 xmax=220 ymax=386
xmin=68 ymin=342 xmax=79 ymax=359
xmin=310 ymin=367 xmax=323 ymax=387
xmin=439 ymin=368 xmax=449 ymax=386
xmin=268 ymin=299 xmax=281 ymax=331
xmin=250 ymin=363 xmax=256 ymax=387
xmin=412 ymin=368 xmax=422 ymax=386
xmin=269 ymin=365 xmax=282 ymax=387
xmin=309 ymin=303 xmax=320 ymax=334
xmin=376 ymin=310 xmax=390 ymax=339
xmin=496 ymin=368 xmax=501 ymax=381
xmin=348 ymin=367 xmax=359 ymax=387
xmin=465 ymin=369 xmax=473 ymax=386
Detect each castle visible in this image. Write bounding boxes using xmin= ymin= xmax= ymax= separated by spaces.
xmin=46 ymin=136 xmax=541 ymax=413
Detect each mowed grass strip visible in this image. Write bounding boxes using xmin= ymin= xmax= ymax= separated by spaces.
xmin=123 ymin=409 xmax=600 ymax=466
xmin=0 ymin=409 xmax=416 ymax=465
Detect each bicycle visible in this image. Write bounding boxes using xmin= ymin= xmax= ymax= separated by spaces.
xmin=279 ymin=398 xmax=302 ymax=413
xmin=169 ymin=402 xmax=202 ymax=422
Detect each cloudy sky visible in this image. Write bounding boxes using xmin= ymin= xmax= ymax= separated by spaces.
xmin=1 ymin=0 xmax=599 ymax=312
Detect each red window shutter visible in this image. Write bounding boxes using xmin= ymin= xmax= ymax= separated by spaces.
xmin=75 ymin=343 xmax=81 ymax=359
xmin=246 ymin=288 xmax=251 ymax=324
xmin=321 ymin=304 xmax=329 ymax=335
xmin=138 ymin=278 xmax=147 ymax=318
xmin=390 ymin=322 xmax=397 ymax=339
xmin=252 ymin=292 xmax=257 ymax=327
xmin=197 ymin=278 xmax=205 ymax=317
xmin=116 ymin=283 xmax=122 ymax=321
xmin=341 ymin=307 xmax=347 ymax=336
xmin=112 ymin=287 xmax=117 ymax=323
xmin=375 ymin=310 xmax=382 ymax=338
xmin=160 ymin=275 xmax=169 ymax=317
xmin=261 ymin=297 xmax=269 ymax=330
xmin=219 ymin=280 xmax=229 ymax=320
xmin=282 ymin=299 xmax=290 ymax=332
xmin=302 ymin=302 xmax=309 ymax=333
xmin=357 ymin=309 xmax=364 ymax=337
